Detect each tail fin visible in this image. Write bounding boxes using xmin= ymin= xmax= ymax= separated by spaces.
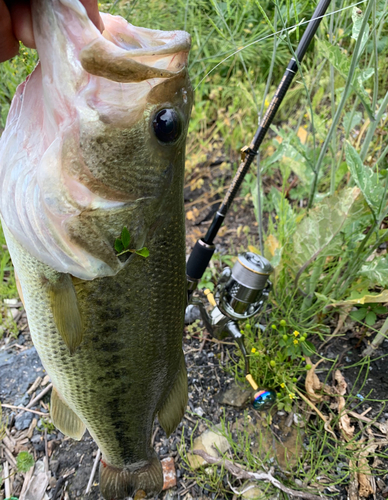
xmin=99 ymin=453 xmax=163 ymax=499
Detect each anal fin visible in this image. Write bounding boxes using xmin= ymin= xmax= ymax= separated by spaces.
xmin=51 ymin=387 xmax=86 ymax=440
xmin=158 ymin=352 xmax=187 ymax=436
xmin=47 ymin=273 xmax=83 ymax=355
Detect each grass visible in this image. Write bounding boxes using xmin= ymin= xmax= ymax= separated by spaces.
xmin=0 ymin=0 xmax=388 ymax=497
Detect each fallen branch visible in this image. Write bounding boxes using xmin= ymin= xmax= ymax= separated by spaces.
xmin=26 ymin=383 xmax=53 ymax=409
xmin=1 ymin=404 xmax=47 ymax=416
xmin=193 ymin=449 xmax=328 ymax=500
xmin=362 ymin=316 xmax=388 ymax=357
xmin=85 ymin=449 xmax=101 ymax=494
xmin=348 ymin=411 xmax=388 ymax=436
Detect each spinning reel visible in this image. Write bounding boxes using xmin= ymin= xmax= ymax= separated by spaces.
xmin=188 ymin=252 xmax=276 ymax=411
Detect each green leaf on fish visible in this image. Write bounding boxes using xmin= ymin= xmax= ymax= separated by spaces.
xmin=114 ymin=238 xmax=124 ymax=253
xmin=115 ymin=227 xmax=149 ymax=258
xmin=136 ymin=247 xmax=150 ymax=258
xmin=121 ymin=226 xmax=131 ymax=249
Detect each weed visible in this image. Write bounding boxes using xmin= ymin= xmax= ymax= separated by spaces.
xmin=0 ymin=450 xmax=34 ymax=489
xmin=37 ymin=417 xmax=56 ymax=434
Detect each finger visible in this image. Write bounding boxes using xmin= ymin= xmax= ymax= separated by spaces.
xmin=81 ymin=0 xmax=105 ymax=32
xmin=0 ymin=0 xmax=20 ymax=62
xmin=7 ymin=0 xmax=36 ymax=49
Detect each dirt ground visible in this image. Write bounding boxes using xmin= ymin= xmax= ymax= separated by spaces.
xmin=1 ymin=158 xmax=388 ymax=499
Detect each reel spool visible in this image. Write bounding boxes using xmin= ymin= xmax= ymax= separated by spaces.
xmin=218 ymin=252 xmax=273 ymax=320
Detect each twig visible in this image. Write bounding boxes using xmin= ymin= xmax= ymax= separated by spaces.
xmin=27 ymin=376 xmax=43 ymax=395
xmin=348 ymin=411 xmax=388 ymax=435
xmin=1 ymin=404 xmax=47 ymax=416
xmin=293 ymin=388 xmax=336 ymax=439
xmin=193 ymin=450 xmax=327 ymax=500
xmin=85 ymin=449 xmax=101 ymax=494
xmin=362 ymin=316 xmax=388 ymax=356
xmin=27 ymin=383 xmax=53 ymax=408
xmin=19 ymin=464 xmax=35 ymax=499
xmin=52 ymin=471 xmax=76 ymax=500
xmin=4 ymin=460 xmax=11 ymax=498
xmin=52 ymin=477 xmax=66 ymax=500
xmin=178 ymin=481 xmax=197 ymax=496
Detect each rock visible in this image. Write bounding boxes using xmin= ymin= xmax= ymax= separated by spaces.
xmin=15 ymin=394 xmax=30 ymax=407
xmin=0 ymin=347 xmax=43 ymax=402
xmin=162 ymin=457 xmax=176 ymax=490
xmin=15 ymin=411 xmax=34 ymax=430
xmin=31 ymin=434 xmax=43 ymax=444
xmin=163 ymin=489 xmax=177 ymax=500
xmin=187 ymin=424 xmax=231 ymax=469
xmin=239 ymin=482 xmax=264 ymax=499
xmin=217 ymin=381 xmax=252 ymax=408
xmin=239 ymin=482 xmax=280 ymax=500
xmin=234 ymin=415 xmax=304 ymax=470
xmin=293 ymin=413 xmax=305 ymax=427
xmin=184 ymin=305 xmax=202 ymax=324
xmin=193 ymin=407 xmax=205 ymax=417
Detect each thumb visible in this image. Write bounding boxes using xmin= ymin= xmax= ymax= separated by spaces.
xmin=80 ymin=0 xmax=104 ymax=32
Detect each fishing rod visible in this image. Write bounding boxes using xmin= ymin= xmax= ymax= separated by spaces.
xmin=186 ymin=0 xmax=332 ymax=409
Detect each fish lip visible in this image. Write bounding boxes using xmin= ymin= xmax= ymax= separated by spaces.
xmin=100 ymin=19 xmax=192 ymax=59
xmin=78 ymin=14 xmax=191 ymax=82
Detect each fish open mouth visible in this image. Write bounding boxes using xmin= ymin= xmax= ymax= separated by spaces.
xmin=75 ymin=8 xmax=191 ymax=83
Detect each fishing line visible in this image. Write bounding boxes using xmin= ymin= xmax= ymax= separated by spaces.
xmin=194 ymin=0 xmax=365 ymax=90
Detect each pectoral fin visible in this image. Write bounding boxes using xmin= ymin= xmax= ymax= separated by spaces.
xmin=47 ymin=274 xmax=83 ymax=355
xmin=51 ymin=387 xmax=85 ymax=440
xmin=158 ymin=353 xmax=187 ymax=436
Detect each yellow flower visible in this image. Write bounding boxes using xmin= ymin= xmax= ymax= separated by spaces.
xmin=275 ymin=215 xmax=279 ymax=220
xmin=251 ymin=347 xmax=257 ymax=353
xmin=289 ymin=393 xmax=295 ymax=400
xmin=280 ymin=383 xmax=285 ymax=388
xmin=293 ymin=330 xmax=300 ymax=337
xmin=293 ymin=339 xmax=299 ymax=345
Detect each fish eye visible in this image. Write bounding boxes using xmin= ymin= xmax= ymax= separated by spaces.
xmin=152 ymin=108 xmax=181 ymax=144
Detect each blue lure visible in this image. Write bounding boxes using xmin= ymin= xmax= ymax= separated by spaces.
xmin=252 ymin=389 xmax=276 ymax=410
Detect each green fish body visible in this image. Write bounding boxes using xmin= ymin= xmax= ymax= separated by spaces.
xmin=0 ymin=1 xmax=192 ymax=498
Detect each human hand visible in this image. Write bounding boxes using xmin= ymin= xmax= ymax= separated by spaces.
xmin=0 ymin=0 xmax=104 ymax=63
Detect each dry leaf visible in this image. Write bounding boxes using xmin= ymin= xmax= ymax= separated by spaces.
xmin=305 ymin=357 xmax=324 ymax=402
xmin=334 ymin=370 xmax=347 ymax=396
xmin=338 ymin=396 xmax=355 ymax=441
xmin=332 ymin=305 xmax=352 ymax=336
xmin=356 ymin=438 xmax=378 ymax=498
xmin=348 ymin=461 xmax=360 ymax=500
xmin=358 ymin=462 xmax=375 ymax=497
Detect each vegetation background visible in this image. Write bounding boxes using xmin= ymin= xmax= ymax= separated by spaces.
xmin=0 ymin=0 xmax=388 ymax=498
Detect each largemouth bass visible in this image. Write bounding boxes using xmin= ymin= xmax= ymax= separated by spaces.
xmin=0 ymin=0 xmax=192 ymax=498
